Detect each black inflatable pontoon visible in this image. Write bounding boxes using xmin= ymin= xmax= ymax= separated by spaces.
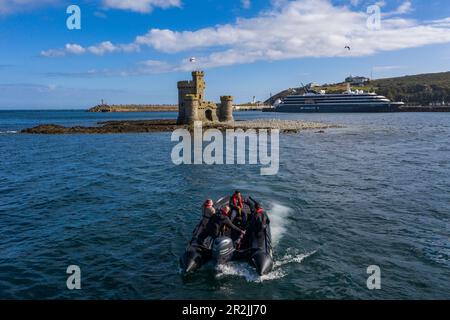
xmin=180 ymin=196 xmax=273 ymax=276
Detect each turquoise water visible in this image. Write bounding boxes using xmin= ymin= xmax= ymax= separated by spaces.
xmin=0 ymin=110 xmax=449 ymax=299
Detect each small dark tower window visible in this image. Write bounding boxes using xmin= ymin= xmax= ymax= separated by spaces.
xmin=205 ymin=109 xmax=213 ymax=121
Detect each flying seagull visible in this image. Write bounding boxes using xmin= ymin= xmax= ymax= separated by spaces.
xmin=345 ymin=46 xmax=351 ymax=51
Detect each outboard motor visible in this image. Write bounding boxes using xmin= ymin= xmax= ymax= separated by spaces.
xmin=212 ymin=237 xmax=235 ymax=264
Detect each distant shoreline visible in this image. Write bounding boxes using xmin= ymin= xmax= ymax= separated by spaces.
xmin=87 ymin=104 xmax=269 ymax=113
xmin=87 ymin=104 xmax=178 ymax=112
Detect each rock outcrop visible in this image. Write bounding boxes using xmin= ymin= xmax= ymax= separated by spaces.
xmin=21 ymin=119 xmax=340 ymax=134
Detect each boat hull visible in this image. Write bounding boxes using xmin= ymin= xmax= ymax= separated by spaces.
xmin=275 ymin=103 xmax=402 ymax=113
xmin=180 ymin=196 xmax=274 ymax=275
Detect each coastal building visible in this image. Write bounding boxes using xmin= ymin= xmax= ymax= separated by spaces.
xmin=306 ymin=82 xmax=320 ymax=89
xmin=177 ymin=71 xmax=234 ymax=124
xmin=345 ymin=75 xmax=370 ymax=86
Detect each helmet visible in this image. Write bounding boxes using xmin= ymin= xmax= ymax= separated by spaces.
xmin=204 ymin=199 xmax=213 ymax=207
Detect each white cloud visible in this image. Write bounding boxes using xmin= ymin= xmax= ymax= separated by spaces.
xmin=394 ymin=1 xmax=412 ymax=15
xmin=0 ymin=0 xmax=181 ymax=15
xmin=47 ymin=59 xmax=175 ymax=77
xmin=136 ymin=59 xmax=174 ymax=73
xmin=40 ymin=49 xmax=66 ymax=58
xmin=65 ymin=44 xmax=86 ymax=55
xmin=41 ymin=0 xmax=450 ymax=72
xmin=241 ymin=0 xmax=251 ymax=9
xmin=101 ymin=0 xmax=181 ymax=13
xmin=41 ymin=41 xmax=140 ymax=57
xmin=0 ymin=0 xmax=59 ymax=15
xmin=87 ymin=41 xmax=118 ymax=55
xmin=431 ymin=17 xmax=450 ymax=27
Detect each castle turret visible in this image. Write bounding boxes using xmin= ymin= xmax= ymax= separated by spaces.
xmin=184 ymin=94 xmax=200 ymax=124
xmin=192 ymin=71 xmax=205 ymax=101
xmin=177 ymin=71 xmax=206 ymax=124
xmin=177 ymin=80 xmax=189 ymax=124
xmin=177 ymin=71 xmax=232 ymax=124
xmin=219 ymin=96 xmax=234 ymax=122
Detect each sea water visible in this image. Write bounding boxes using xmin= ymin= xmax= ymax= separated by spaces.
xmin=0 ymin=110 xmax=449 ymax=299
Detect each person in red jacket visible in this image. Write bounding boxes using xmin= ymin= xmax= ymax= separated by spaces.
xmin=197 ymin=205 xmax=245 ymax=245
xmin=229 ymin=190 xmax=246 ymax=225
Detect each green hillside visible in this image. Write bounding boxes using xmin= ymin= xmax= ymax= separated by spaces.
xmin=266 ymin=71 xmax=450 ymax=106
xmin=370 ymin=72 xmax=450 ymax=105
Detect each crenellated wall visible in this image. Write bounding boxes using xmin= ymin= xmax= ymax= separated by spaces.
xmin=177 ymin=71 xmax=234 ymax=124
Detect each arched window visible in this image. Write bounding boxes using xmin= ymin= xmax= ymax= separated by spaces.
xmin=205 ymin=109 xmax=213 ymax=121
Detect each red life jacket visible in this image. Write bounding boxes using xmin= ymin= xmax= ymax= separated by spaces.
xmin=255 ymin=207 xmax=266 ymax=226
xmin=232 ymin=194 xmax=243 ymax=209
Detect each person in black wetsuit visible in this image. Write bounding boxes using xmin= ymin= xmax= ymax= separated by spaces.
xmin=197 ymin=205 xmax=245 ymax=245
xmin=251 ymin=203 xmax=269 ymax=233
xmin=200 ymin=199 xmax=215 ymax=226
xmin=246 ymin=198 xmax=270 ymax=246
xmin=191 ymin=199 xmax=215 ymax=240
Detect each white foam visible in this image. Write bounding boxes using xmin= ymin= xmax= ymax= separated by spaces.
xmin=268 ymin=202 xmax=291 ymax=246
xmin=273 ymin=250 xmax=317 ymax=268
xmin=216 ymin=261 xmax=286 ymax=283
xmin=215 ymin=249 xmax=317 ymax=283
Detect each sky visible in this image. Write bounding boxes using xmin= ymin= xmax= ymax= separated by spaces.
xmin=0 ymin=0 xmax=449 ymax=109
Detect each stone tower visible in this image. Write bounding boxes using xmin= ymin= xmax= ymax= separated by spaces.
xmin=184 ymin=94 xmax=200 ymax=124
xmin=219 ymin=96 xmax=234 ymax=122
xmin=192 ymin=71 xmax=205 ymax=101
xmin=177 ymin=71 xmax=233 ymax=125
xmin=177 ymin=71 xmax=205 ymax=124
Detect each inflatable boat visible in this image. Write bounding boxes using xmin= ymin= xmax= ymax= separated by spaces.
xmin=180 ymin=196 xmax=273 ymax=276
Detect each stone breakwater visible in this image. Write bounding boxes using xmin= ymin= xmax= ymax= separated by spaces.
xmin=88 ymin=105 xmax=178 ymax=112
xmin=21 ymin=119 xmax=340 ymax=134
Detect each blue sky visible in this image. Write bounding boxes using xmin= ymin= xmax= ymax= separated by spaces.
xmin=0 ymin=0 xmax=449 ymax=109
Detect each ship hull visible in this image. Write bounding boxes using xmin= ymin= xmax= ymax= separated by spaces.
xmin=274 ymin=103 xmax=402 ymax=113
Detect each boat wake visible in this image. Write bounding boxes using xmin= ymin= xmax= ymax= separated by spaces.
xmin=267 ymin=202 xmax=291 ymax=246
xmin=215 ymin=202 xmax=316 ymax=282
xmin=215 ymin=249 xmax=316 ymax=283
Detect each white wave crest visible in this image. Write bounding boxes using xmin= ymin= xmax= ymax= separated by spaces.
xmin=215 ymin=249 xmax=317 ymax=283
xmin=274 ymin=250 xmax=317 ymax=268
xmin=267 ymin=202 xmax=291 ymax=246
xmin=216 ymin=261 xmax=286 ymax=283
